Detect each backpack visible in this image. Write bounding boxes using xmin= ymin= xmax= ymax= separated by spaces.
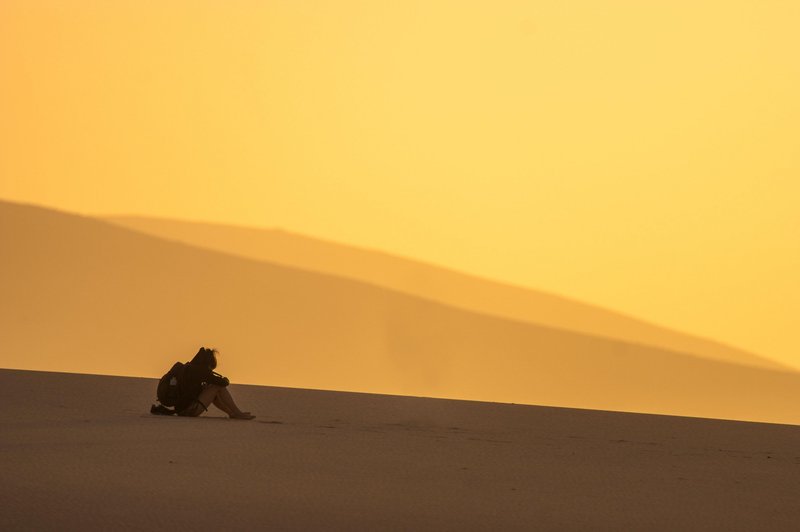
xmin=156 ymin=361 xmax=186 ymax=407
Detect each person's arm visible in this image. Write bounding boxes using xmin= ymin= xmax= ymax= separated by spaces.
xmin=208 ymin=370 xmax=229 ymax=387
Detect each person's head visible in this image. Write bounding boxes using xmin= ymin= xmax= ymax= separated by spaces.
xmin=191 ymin=346 xmax=218 ymax=369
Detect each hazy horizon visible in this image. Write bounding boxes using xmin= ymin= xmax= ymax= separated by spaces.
xmin=4 ymin=196 xmax=799 ymax=372
xmin=2 ymin=1 xmax=798 ymax=369
xmin=5 ymin=200 xmax=800 ymax=426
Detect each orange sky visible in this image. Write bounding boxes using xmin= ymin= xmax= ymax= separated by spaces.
xmin=1 ymin=1 xmax=799 ymax=368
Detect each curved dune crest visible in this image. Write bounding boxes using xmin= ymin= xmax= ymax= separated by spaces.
xmin=106 ymin=214 xmax=784 ymax=371
xmin=3 ymin=200 xmax=799 ymax=424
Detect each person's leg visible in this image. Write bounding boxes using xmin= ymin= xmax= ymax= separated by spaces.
xmin=199 ymin=384 xmax=254 ymax=419
xmin=215 ymin=387 xmax=251 ymax=417
xmin=197 ymin=385 xmax=231 ymax=415
xmin=176 ymin=401 xmax=206 ymax=417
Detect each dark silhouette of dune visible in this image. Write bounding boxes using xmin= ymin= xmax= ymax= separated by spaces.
xmin=3 ymin=200 xmax=799 ymax=424
xmin=105 ymin=214 xmax=784 ymax=371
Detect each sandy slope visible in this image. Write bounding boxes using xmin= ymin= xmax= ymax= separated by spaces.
xmin=1 ymin=369 xmax=799 ymax=531
xmin=2 ymin=200 xmax=800 ymax=424
xmin=105 ymin=215 xmax=784 ymax=371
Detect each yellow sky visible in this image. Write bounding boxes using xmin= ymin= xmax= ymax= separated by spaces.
xmin=1 ymin=1 xmax=798 ymax=367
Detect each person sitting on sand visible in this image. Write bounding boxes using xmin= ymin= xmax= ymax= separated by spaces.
xmin=176 ymin=347 xmax=255 ymax=420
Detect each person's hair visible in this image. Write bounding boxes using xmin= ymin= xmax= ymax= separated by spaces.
xmin=191 ymin=346 xmax=218 ymax=369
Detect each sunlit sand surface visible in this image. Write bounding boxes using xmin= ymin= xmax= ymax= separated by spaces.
xmin=2 ymin=369 xmax=799 ymax=531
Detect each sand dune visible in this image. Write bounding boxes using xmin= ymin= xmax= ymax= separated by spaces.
xmin=2 ymin=369 xmax=800 ymax=531
xmin=2 ymin=200 xmax=800 ymax=424
xmin=106 ymin=215 xmax=784 ymax=371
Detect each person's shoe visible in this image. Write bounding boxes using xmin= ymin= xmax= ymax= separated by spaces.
xmin=150 ymin=404 xmax=177 ymax=416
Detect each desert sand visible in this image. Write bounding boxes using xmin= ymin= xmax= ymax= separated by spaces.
xmin=2 ymin=368 xmax=799 ymax=531
xmin=106 ymin=214 xmax=782 ymax=371
xmin=3 ymin=200 xmax=800 ymax=425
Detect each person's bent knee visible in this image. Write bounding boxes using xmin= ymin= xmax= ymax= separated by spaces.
xmin=196 ymin=383 xmax=222 ymax=408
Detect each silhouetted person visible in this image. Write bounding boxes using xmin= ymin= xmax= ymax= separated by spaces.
xmin=176 ymin=347 xmax=255 ymax=419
